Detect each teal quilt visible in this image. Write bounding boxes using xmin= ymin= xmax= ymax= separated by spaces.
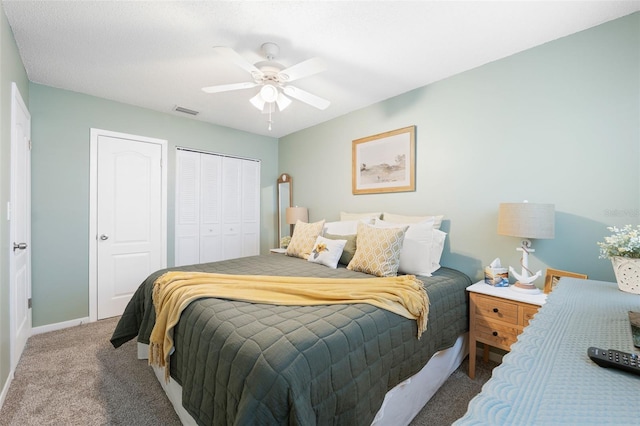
xmin=112 ymin=255 xmax=470 ymax=425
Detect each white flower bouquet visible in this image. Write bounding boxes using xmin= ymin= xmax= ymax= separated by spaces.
xmin=280 ymin=235 xmax=291 ymax=249
xmin=598 ymin=225 xmax=640 ymax=259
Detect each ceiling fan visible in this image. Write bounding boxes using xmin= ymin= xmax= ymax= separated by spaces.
xmin=202 ymin=42 xmax=330 ymax=129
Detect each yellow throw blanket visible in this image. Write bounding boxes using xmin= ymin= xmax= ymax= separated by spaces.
xmin=148 ymin=271 xmax=430 ymax=380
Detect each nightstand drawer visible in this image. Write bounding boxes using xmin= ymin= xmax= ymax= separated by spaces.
xmin=474 ymin=294 xmax=519 ymax=325
xmin=474 ymin=317 xmax=519 ymax=348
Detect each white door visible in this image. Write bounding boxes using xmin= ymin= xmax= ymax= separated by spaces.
xmin=175 ymin=151 xmax=260 ymax=265
xmin=93 ymin=132 xmax=166 ymax=319
xmin=241 ymin=159 xmax=260 ymax=256
xmin=175 ymin=150 xmax=201 ymax=266
xmin=9 ymin=83 xmax=31 ymax=371
xmin=222 ymin=157 xmax=242 ymax=260
xmin=175 ymin=150 xmax=223 ymax=266
xmin=199 ymin=153 xmax=223 ymax=263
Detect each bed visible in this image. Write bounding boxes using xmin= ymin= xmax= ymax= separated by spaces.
xmin=111 ymin=253 xmax=470 ymax=425
xmin=111 ymin=214 xmax=471 ymax=425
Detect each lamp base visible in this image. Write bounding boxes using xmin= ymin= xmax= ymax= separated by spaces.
xmin=510 ymin=281 xmax=541 ymax=294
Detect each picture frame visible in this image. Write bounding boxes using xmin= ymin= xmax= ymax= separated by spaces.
xmin=543 ymin=268 xmax=588 ymax=294
xmin=352 ymin=125 xmax=416 ymax=195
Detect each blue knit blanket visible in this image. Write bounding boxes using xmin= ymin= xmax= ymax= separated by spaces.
xmin=455 ymin=278 xmax=640 ymax=425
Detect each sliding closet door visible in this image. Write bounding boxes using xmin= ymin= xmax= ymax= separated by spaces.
xmin=241 ymin=159 xmax=260 ymax=256
xmin=175 ymin=149 xmax=260 ymax=266
xmin=175 ymin=150 xmax=201 ymax=266
xmin=199 ymin=154 xmax=223 ymax=263
xmin=221 ymin=157 xmax=242 ymax=260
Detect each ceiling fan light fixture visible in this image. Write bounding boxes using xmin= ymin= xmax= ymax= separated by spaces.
xmin=260 ymin=84 xmax=279 ymax=103
xmin=276 ymin=93 xmax=292 ymax=111
xmin=249 ymin=92 xmax=266 ymax=110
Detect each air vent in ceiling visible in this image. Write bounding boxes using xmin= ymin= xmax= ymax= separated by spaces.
xmin=174 ymin=106 xmax=199 ymax=116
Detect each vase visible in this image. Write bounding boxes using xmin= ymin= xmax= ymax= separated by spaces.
xmin=611 ymin=256 xmax=640 ymax=294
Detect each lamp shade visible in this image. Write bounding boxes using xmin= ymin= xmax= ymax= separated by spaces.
xmin=286 ymin=206 xmax=308 ymax=225
xmin=497 ymin=202 xmax=555 ymax=239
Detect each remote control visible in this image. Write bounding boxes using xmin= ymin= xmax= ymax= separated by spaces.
xmin=588 ymin=347 xmax=640 ymax=376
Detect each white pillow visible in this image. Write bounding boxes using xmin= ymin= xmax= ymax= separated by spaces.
xmin=374 ymin=218 xmax=446 ymax=276
xmin=340 ymin=211 xmax=382 ymax=221
xmin=430 ymin=229 xmax=447 ymax=273
xmin=307 ymin=236 xmax=347 ymax=269
xmin=382 ymin=212 xmax=444 ymax=229
xmin=323 ymin=218 xmax=373 ymax=235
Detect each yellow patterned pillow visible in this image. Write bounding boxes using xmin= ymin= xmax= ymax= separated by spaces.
xmin=285 ymin=219 xmax=326 ymax=259
xmin=347 ymin=222 xmax=408 ymax=277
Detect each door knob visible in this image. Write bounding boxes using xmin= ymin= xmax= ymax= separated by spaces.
xmin=99 ymin=234 xmax=109 ymax=241
xmin=13 ymin=242 xmax=27 ymax=251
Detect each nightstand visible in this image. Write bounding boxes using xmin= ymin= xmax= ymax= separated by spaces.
xmin=270 ymin=248 xmax=287 ymax=254
xmin=467 ymin=281 xmax=546 ymax=379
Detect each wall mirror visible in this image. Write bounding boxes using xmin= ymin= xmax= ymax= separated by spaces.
xmin=277 ymin=173 xmax=292 ymax=247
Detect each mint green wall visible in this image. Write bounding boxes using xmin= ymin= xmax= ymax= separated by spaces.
xmin=29 ymin=84 xmax=278 ymax=326
xmin=0 ymin=3 xmax=29 ymax=399
xmin=5 ymin=8 xmax=640 ymax=361
xmin=280 ymin=13 xmax=640 ymax=284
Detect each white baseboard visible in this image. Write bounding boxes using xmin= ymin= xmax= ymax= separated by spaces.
xmin=0 ymin=370 xmax=14 ymax=412
xmin=31 ymin=317 xmax=91 ymax=335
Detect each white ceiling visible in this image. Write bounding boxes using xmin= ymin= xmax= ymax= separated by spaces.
xmin=3 ymin=1 xmax=639 ymax=138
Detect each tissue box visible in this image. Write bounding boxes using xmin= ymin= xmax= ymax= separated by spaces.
xmin=484 ymin=266 xmax=509 ymax=286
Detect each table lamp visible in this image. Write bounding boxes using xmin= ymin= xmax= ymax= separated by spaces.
xmin=286 ymin=206 xmax=308 ymax=232
xmin=498 ymin=202 xmax=555 ymax=293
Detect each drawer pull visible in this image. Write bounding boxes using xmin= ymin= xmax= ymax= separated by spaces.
xmin=492 ymin=331 xmax=498 ymax=337
xmin=493 ymin=308 xmax=499 ymax=313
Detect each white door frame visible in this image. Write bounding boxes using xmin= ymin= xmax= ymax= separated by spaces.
xmin=88 ymin=128 xmax=167 ymax=322
xmin=9 ymin=82 xmax=31 ymax=372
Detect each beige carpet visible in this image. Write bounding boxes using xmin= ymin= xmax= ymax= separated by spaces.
xmin=0 ymin=317 xmax=181 ymax=426
xmin=410 ymin=355 xmax=496 ymax=425
xmin=0 ymin=318 xmax=496 ymax=425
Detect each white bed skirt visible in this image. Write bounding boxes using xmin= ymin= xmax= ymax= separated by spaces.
xmin=138 ymin=333 xmax=468 ymax=425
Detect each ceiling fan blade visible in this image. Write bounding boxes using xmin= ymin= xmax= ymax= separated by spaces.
xmin=213 ymin=46 xmax=262 ymax=76
xmin=283 ymin=86 xmax=330 ymax=110
xmin=202 ymin=81 xmax=258 ymax=94
xmin=278 ymin=57 xmax=326 ymax=82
